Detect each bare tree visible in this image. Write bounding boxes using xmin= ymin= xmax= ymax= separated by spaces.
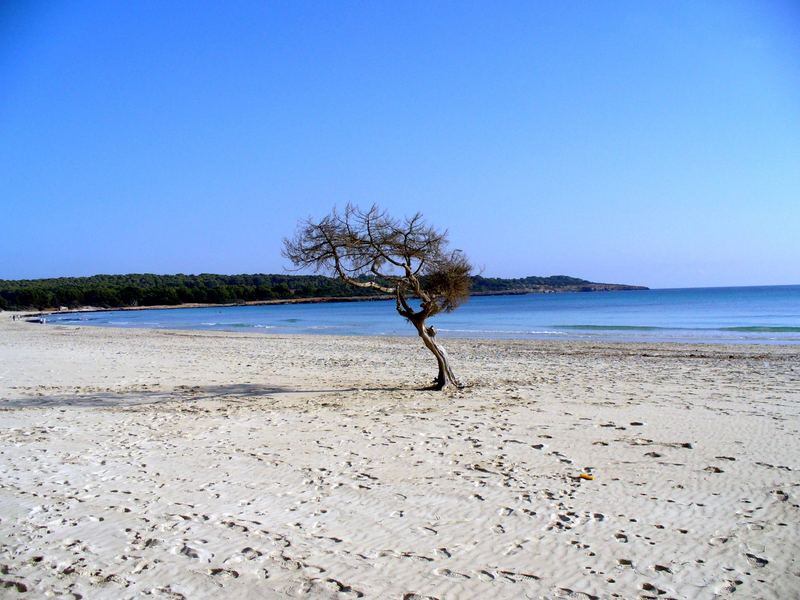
xmin=283 ymin=205 xmax=472 ymax=390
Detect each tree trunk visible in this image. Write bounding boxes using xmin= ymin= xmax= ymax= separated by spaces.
xmin=414 ymin=319 xmax=461 ymax=390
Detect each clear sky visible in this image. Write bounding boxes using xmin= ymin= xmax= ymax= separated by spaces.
xmin=1 ymin=1 xmax=798 ymax=288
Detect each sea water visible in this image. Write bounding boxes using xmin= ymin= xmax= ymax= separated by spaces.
xmin=46 ymin=285 xmax=800 ymax=344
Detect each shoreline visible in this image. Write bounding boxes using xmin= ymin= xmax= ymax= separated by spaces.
xmin=7 ymin=311 xmax=800 ymax=353
xmin=22 ymin=316 xmax=800 ymax=348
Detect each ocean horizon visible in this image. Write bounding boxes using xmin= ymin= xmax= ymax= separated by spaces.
xmin=44 ymin=284 xmax=800 ymax=345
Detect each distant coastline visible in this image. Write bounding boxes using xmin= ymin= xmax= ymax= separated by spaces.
xmin=22 ymin=287 xmax=649 ymax=317
xmin=0 ymin=273 xmax=647 ymax=312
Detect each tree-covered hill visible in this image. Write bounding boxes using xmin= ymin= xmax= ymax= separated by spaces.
xmin=469 ymin=275 xmax=642 ymax=293
xmin=0 ymin=273 xmax=646 ymax=310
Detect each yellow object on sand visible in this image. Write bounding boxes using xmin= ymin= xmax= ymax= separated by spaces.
xmin=579 ymin=473 xmax=595 ymax=480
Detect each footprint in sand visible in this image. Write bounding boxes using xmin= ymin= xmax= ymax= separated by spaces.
xmin=715 ymin=579 xmax=743 ymax=594
xmin=554 ymin=588 xmax=599 ymax=600
xmin=498 ymin=570 xmax=539 ymax=583
xmin=653 ymin=564 xmax=672 ymax=574
xmin=237 ymin=547 xmax=263 ymax=560
xmin=641 ymin=582 xmax=666 ymax=595
xmin=434 ymin=568 xmax=470 ymax=580
xmin=617 ymin=559 xmax=633 ymax=567
xmin=208 ymin=568 xmax=239 ymax=580
xmin=503 ymin=541 xmax=526 ymax=556
xmin=317 ymin=578 xmax=364 ymax=598
xmin=771 ymin=489 xmax=789 ymax=501
xmin=0 ymin=580 xmax=28 ymax=593
xmin=179 ymin=545 xmax=200 ymax=559
xmin=709 ymin=536 xmax=729 ymax=546
xmin=745 ymin=553 xmax=768 ymax=568
xmin=418 ymin=526 xmax=438 ymax=536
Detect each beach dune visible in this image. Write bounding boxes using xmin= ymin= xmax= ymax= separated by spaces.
xmin=0 ymin=315 xmax=798 ymax=599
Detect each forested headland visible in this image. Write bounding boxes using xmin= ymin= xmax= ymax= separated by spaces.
xmin=0 ymin=273 xmax=647 ymax=311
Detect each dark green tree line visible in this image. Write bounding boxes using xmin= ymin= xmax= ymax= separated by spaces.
xmin=0 ymin=272 xmax=634 ymax=311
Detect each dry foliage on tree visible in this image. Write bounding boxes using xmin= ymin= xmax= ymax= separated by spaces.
xmin=283 ymin=204 xmax=472 ymax=389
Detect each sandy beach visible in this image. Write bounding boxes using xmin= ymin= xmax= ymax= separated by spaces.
xmin=0 ymin=314 xmax=798 ymax=599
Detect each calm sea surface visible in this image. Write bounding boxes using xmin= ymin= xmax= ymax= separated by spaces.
xmin=46 ymin=285 xmax=800 ymax=344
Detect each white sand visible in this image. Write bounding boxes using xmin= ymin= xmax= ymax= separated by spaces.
xmin=0 ymin=314 xmax=798 ymax=599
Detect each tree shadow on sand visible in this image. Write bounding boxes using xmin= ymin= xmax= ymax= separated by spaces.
xmin=1 ymin=382 xmax=412 ymax=409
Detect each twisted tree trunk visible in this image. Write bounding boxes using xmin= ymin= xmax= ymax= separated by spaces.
xmin=412 ymin=316 xmax=460 ymax=390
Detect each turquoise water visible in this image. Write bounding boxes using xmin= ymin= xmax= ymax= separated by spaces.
xmin=46 ymin=285 xmax=800 ymax=344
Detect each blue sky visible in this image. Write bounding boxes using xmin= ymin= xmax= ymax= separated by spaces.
xmin=1 ymin=1 xmax=798 ymax=288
